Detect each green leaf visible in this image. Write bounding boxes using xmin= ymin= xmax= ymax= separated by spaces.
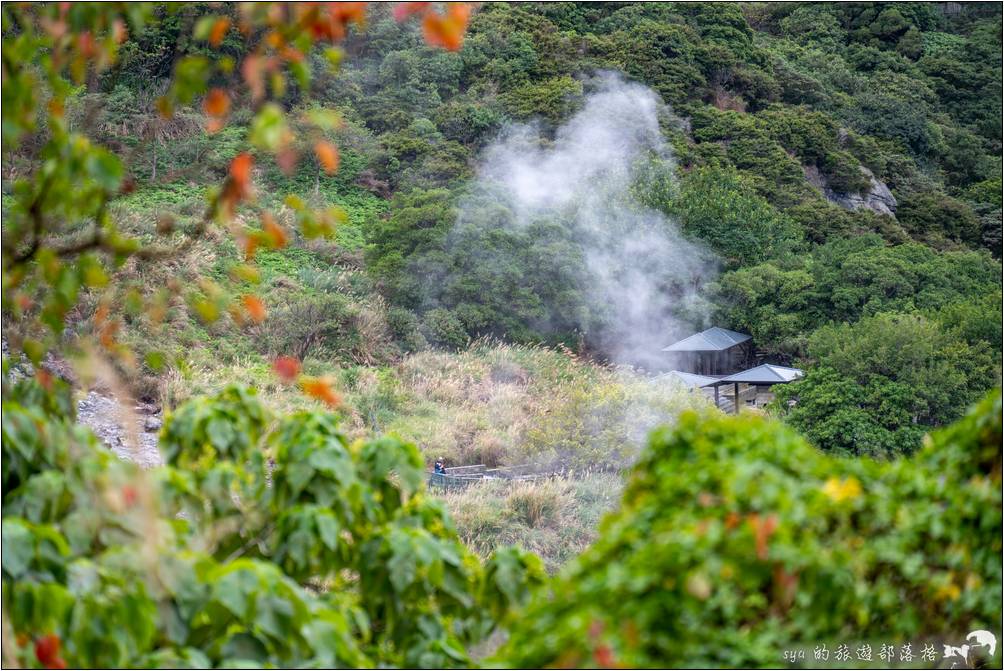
xmin=214 ymin=568 xmax=258 ymax=618
xmin=1 ymin=519 xmax=33 ymax=578
xmin=316 ymin=512 xmax=340 ymax=551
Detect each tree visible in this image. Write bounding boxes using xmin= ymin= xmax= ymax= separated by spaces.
xmin=773 ymin=311 xmax=999 ymax=455
xmin=671 ymin=166 xmax=800 ymax=267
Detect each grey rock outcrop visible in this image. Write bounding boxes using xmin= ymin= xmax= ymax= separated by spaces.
xmin=76 ymin=391 xmax=163 ymax=468
xmin=805 ymin=165 xmax=897 ymax=217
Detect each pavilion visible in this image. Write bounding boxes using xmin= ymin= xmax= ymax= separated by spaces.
xmin=705 ymin=363 xmax=804 ymax=413
xmin=661 ymin=327 xmax=803 ymax=413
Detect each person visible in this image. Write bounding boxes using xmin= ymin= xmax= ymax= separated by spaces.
xmin=434 ymin=459 xmax=446 ymax=474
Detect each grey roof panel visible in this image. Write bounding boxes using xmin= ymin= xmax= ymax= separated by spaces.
xmin=718 ymin=364 xmax=804 ymax=385
xmin=659 ymin=370 xmax=721 ymax=388
xmin=662 ymin=327 xmax=752 ymax=352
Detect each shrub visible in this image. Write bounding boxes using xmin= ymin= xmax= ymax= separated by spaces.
xmin=2 ymin=379 xmax=546 ymax=668
xmin=421 ymin=308 xmax=470 ymax=350
xmin=499 ymin=390 xmax=1003 ymax=668
xmin=386 ymin=306 xmax=429 ymax=352
xmin=251 ymin=293 xmax=358 ymax=361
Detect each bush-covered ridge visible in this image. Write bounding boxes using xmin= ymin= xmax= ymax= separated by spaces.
xmin=499 ymin=388 xmax=1003 ymax=668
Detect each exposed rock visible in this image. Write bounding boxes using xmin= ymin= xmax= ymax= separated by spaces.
xmin=144 ymin=416 xmax=163 ymax=433
xmin=804 ymin=164 xmax=897 ymax=217
xmin=76 ymin=391 xmax=163 ymax=468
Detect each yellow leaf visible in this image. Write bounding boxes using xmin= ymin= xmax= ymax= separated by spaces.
xmin=822 ymin=476 xmax=862 ymax=503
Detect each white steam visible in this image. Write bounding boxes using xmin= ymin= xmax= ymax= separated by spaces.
xmin=453 ymin=73 xmax=717 ymax=369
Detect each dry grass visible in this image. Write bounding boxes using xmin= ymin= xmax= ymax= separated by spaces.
xmin=439 ymin=473 xmax=623 ymax=572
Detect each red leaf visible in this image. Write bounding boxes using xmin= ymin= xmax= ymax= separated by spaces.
xmin=35 ymin=635 xmax=65 ymax=670
xmin=123 ymin=485 xmax=139 ymax=507
xmin=273 ymin=356 xmax=302 ymax=383
xmin=394 ymin=1 xmax=430 ymax=21
xmin=594 ymin=645 xmax=618 ymax=669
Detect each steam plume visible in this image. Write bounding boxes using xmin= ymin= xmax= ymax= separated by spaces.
xmin=448 ymin=73 xmax=717 ymax=369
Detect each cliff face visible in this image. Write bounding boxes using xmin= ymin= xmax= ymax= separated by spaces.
xmin=804 ymin=164 xmax=898 ymax=217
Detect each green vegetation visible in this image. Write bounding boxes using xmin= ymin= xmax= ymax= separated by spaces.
xmin=3 ymin=377 xmax=544 ymax=668
xmin=8 ymin=2 xmax=997 ymax=452
xmin=500 ymin=390 xmax=1002 ymax=668
xmin=2 ymin=3 xmax=1002 ymax=668
xmin=442 ymin=474 xmax=623 ymax=572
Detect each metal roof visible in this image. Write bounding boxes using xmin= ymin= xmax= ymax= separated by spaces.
xmin=659 ymin=370 xmax=721 ymax=388
xmin=662 ymin=327 xmax=752 ymax=352
xmin=717 ymin=364 xmax=804 ymax=385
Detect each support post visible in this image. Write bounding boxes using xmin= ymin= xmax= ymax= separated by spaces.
xmin=714 ymin=384 xmax=720 ymax=409
xmin=733 ymin=382 xmax=739 ymax=414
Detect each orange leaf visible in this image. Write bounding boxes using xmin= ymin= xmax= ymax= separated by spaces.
xmin=301 ymin=376 xmax=342 ymax=408
xmin=112 ymin=18 xmax=128 ymax=44
xmin=36 ymin=369 xmax=54 ymax=391
xmin=314 ymin=140 xmax=340 ymax=174
xmin=230 ymin=152 xmax=253 ymax=185
xmin=280 ymin=46 xmax=305 ymax=63
xmin=209 ymin=17 xmax=231 ymax=47
xmin=242 ymin=234 xmax=259 ymax=261
xmin=262 ymin=214 xmax=288 ymax=249
xmin=242 ymin=54 xmax=265 ymax=100
xmin=222 ymin=153 xmax=254 ymax=215
xmin=276 ymin=147 xmax=299 ymax=175
xmin=422 ymin=4 xmax=470 ymax=51
xmin=273 ymin=356 xmax=302 ymax=383
xmin=748 ymin=513 xmax=779 ymax=561
xmin=155 ymin=96 xmax=174 ymax=118
xmin=242 ymin=294 xmax=267 ymax=323
xmin=203 ymin=88 xmax=230 ymax=117
xmin=331 ymin=2 xmax=367 ymax=28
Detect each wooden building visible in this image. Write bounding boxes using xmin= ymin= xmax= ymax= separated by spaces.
xmin=661 ymin=328 xmax=803 ymax=414
xmin=662 ymin=327 xmax=755 ymax=376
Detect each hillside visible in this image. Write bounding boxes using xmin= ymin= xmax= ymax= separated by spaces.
xmin=1 ymin=3 xmax=1002 ymax=667
xmin=7 ymin=2 xmax=995 ymax=456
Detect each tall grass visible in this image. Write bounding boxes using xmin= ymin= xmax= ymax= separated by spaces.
xmin=440 ymin=473 xmax=623 ymax=572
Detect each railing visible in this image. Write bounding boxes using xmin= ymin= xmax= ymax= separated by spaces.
xmin=427 ymin=462 xmax=560 ymax=490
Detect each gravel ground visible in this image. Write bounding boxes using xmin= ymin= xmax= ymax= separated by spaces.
xmin=4 ymin=337 xmax=164 ymax=468
xmin=76 ymin=392 xmax=164 ymax=468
